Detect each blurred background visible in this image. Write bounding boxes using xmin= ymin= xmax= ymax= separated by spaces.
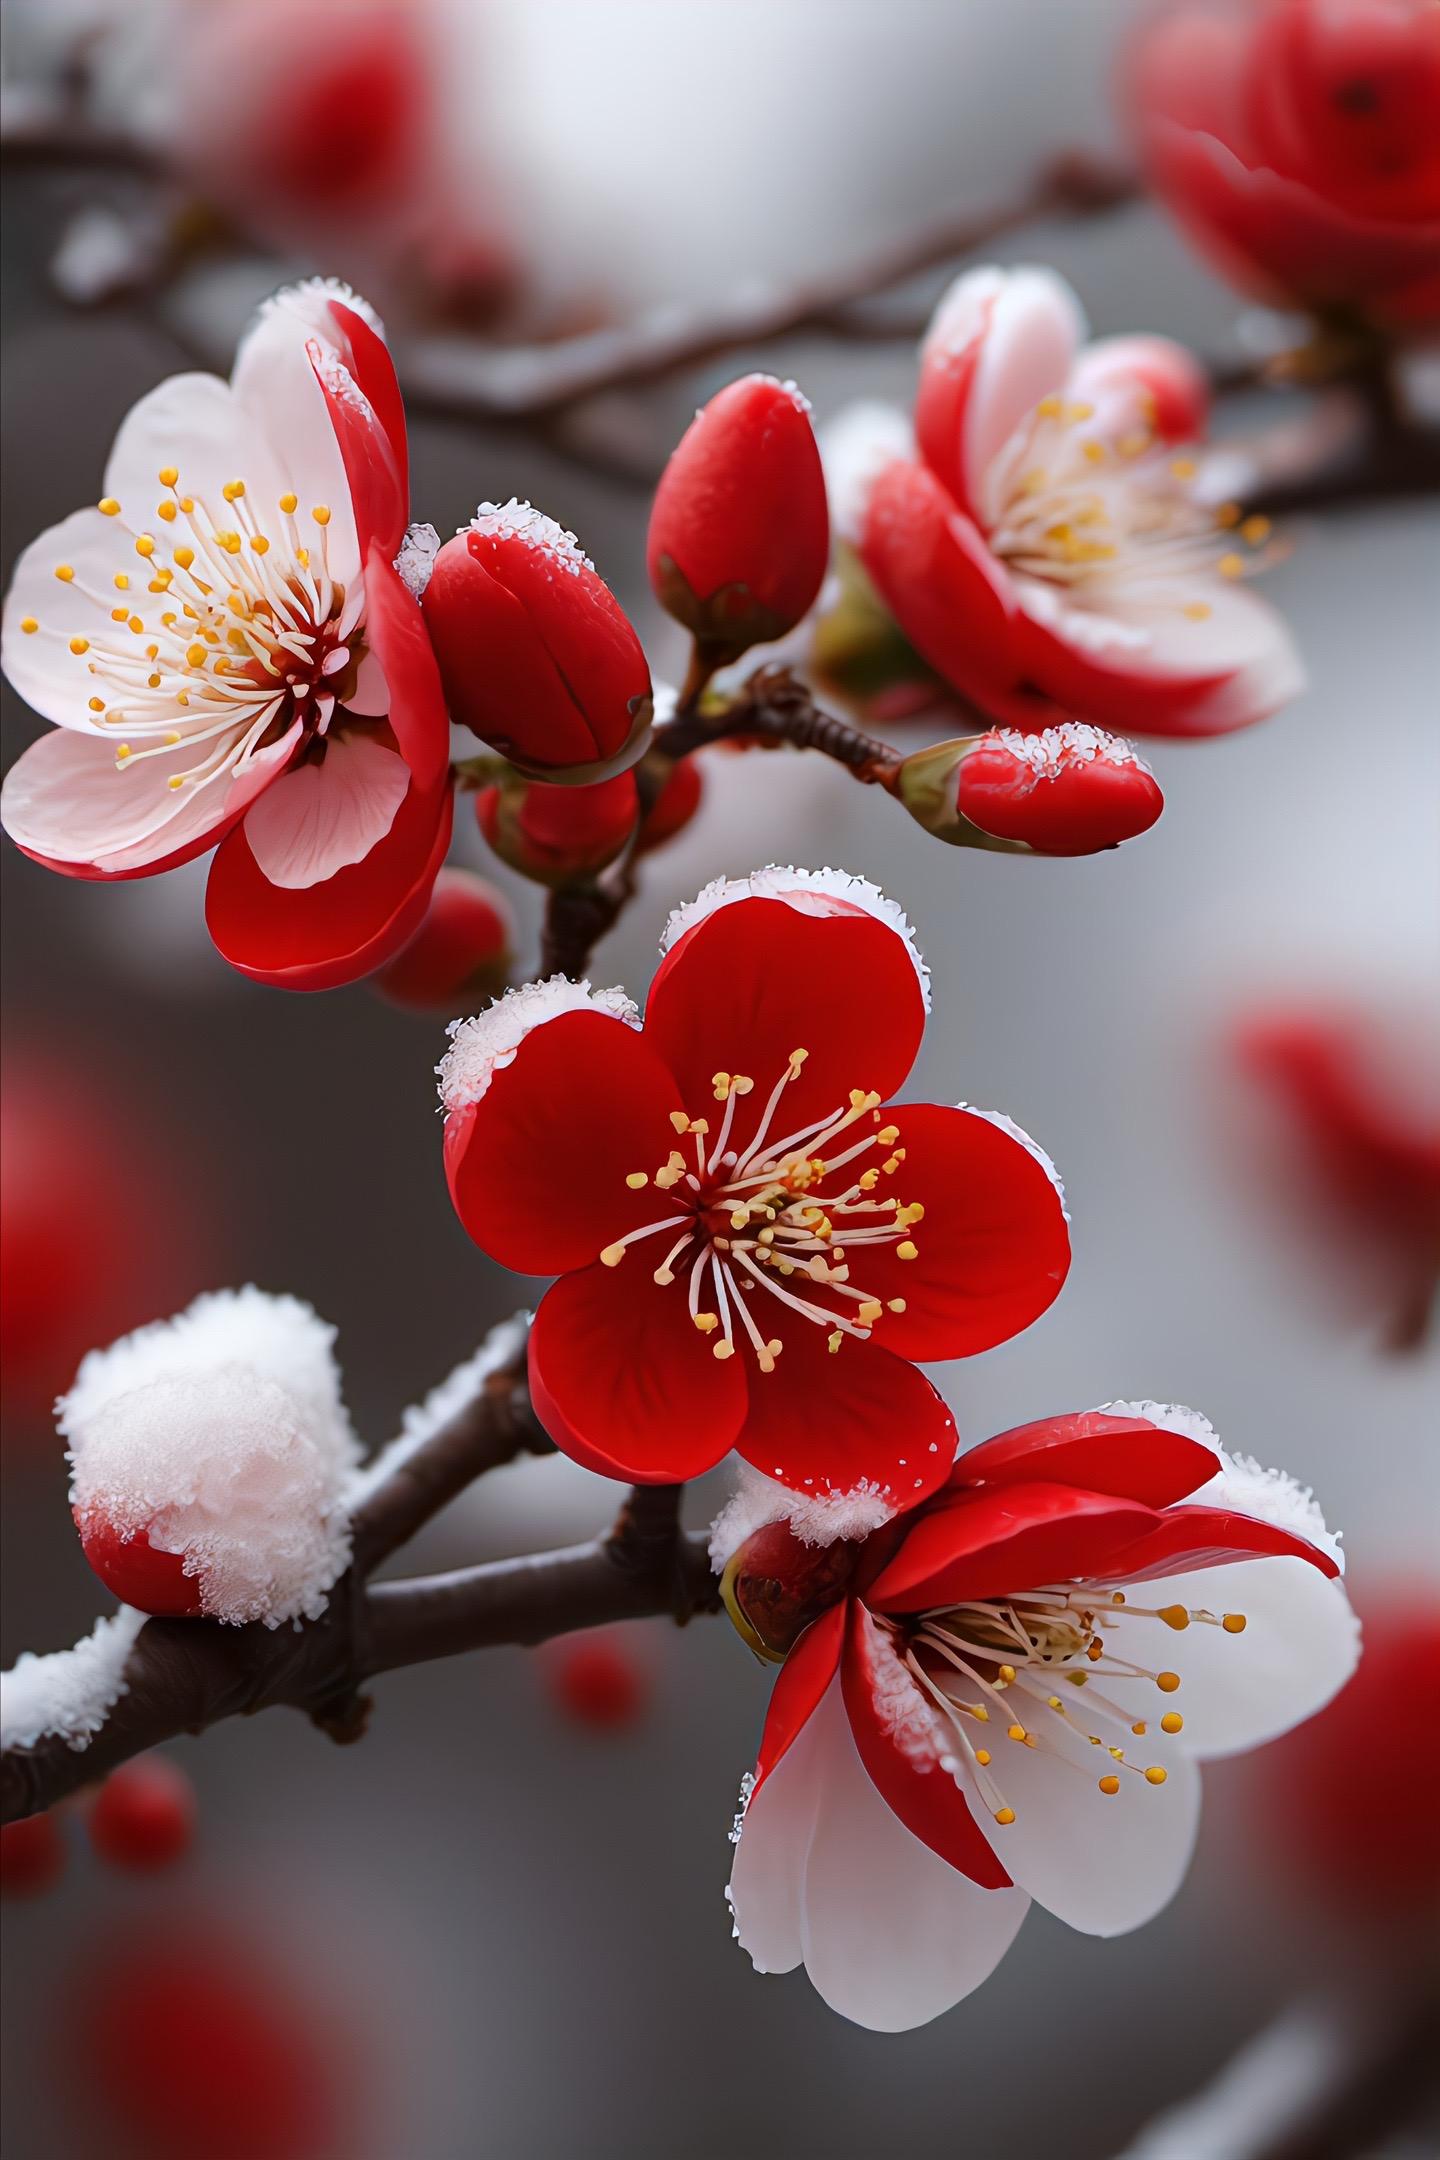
xmin=2 ymin=1 xmax=1437 ymax=2155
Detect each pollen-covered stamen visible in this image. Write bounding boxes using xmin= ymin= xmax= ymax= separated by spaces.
xmin=30 ymin=474 xmax=366 ymax=792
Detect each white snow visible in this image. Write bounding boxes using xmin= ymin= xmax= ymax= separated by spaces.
xmin=260 ymin=275 xmax=387 ymax=341
xmin=1191 ymin=1450 xmax=1344 ymax=1572
xmin=1 ymin=1606 xmax=146 ymax=1753
xmin=347 ymin=1311 xmax=532 ymax=1505
xmin=956 ymin=1103 xmax=1069 ymax=1220
xmin=59 ymin=1288 xmax=361 ymax=1628
xmin=1102 ymin=1400 xmax=1222 ymax=1458
xmin=661 ymin=866 xmax=931 ymax=1012
xmin=986 ymin=723 xmax=1146 ymax=778
xmin=708 ymin=1460 xmax=896 ymax=1570
xmin=437 ymin=978 xmax=641 ymax=1114
xmin=395 ymin=521 xmax=442 ymax=600
xmin=467 ymin=499 xmax=593 ymax=576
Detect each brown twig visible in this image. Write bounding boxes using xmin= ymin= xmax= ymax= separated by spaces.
xmin=1 ymin=1324 xmax=719 ymax=1823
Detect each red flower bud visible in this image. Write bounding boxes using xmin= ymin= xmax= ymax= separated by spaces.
xmin=1 ymin=1812 xmax=66 ymax=1898
xmin=898 ymin=724 xmax=1163 ymax=855
xmin=647 ymin=374 xmax=830 ymax=662
xmin=88 ymin=1757 xmax=197 ymax=1873
xmin=720 ymin=1520 xmax=862 ymax=1661
xmin=542 ymin=1632 xmax=650 ymax=1731
xmin=73 ymin=1511 xmax=203 ymax=1618
xmin=422 ymin=503 xmax=653 ymax=780
xmin=476 ymin=771 xmax=638 ymax=887
xmin=634 ymin=752 xmax=704 ymax=856
xmin=372 ymin=867 xmax=514 ymax=1012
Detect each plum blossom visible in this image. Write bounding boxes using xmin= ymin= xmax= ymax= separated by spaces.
xmin=439 ymin=868 xmax=1070 ymax=1498
xmin=843 ymin=265 xmax=1304 ymax=739
xmin=721 ymin=1403 xmax=1357 ymax=2030
xmin=0 ymin=278 xmax=452 ymax=989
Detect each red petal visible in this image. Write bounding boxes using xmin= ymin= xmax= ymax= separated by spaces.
xmin=365 ymin=551 xmax=450 ymax=791
xmin=527 ymin=1263 xmax=746 ymax=1482
xmin=954 ymin=1411 xmax=1221 ymax=1509
xmin=957 ymin=727 xmax=1163 ymax=856
xmin=751 ymin=1601 xmax=847 ymax=1795
xmin=308 ymin=339 xmax=405 ymax=564
xmin=870 ymin=1482 xmax=1161 ymax=1612
xmin=859 ymin=460 xmax=1020 ymax=706
xmin=841 ymin=1602 xmax=1011 ymax=1888
xmin=1091 ymin=1503 xmax=1342 ymax=1584
xmin=735 ymin=1320 xmax=957 ymax=1510
xmin=849 ymin=1104 xmax=1070 ymax=1360
xmin=445 ymin=1009 xmax=687 ymax=1275
xmin=645 ymin=891 xmax=926 ymax=1139
xmin=329 ymin=299 xmax=409 ymax=524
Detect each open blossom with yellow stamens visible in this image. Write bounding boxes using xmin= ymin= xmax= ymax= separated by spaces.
xmin=0 ymin=278 xmax=451 ymax=989
xmin=840 ymin=263 xmax=1303 ymax=738
xmin=438 ymin=868 xmax=1071 ymax=1495
xmin=719 ymin=1403 xmax=1357 ymax=2031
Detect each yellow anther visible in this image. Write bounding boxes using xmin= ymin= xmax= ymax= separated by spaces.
xmin=757 ymin=1227 xmax=775 ymax=1246
xmin=1068 ymin=1672 xmax=1088 ymax=1688
xmin=1098 ymin=1776 xmax=1121 ymax=1795
xmin=250 ymin=535 xmax=270 ymax=555
xmin=1131 ymin=1722 xmax=1147 ymax=1736
xmin=787 ymin=1047 xmax=809 ymax=1067
xmin=1182 ymin=601 xmax=1212 ymax=621
xmin=1066 ymin=401 xmax=1095 ymax=423
xmin=179 ymin=497 xmax=194 ymax=513
xmin=886 ymin=1298 xmax=906 ymax=1313
xmin=98 ymin=496 xmax=121 ymax=516
xmin=1144 ymin=1766 xmax=1168 ymax=1786
xmin=116 ymin=744 xmax=131 ymax=760
xmin=158 ymin=466 xmax=179 ymax=487
xmin=1158 ymin=1605 xmax=1191 ymax=1632
xmin=157 ymin=500 xmax=177 ymax=522
xmin=882 ymin=1155 xmax=901 ymax=1175
xmin=1222 ymin=1613 xmax=1247 ymax=1634
xmin=1170 ymin=457 xmax=1197 ymax=480
xmin=147 ymin=672 xmax=161 ymax=688
xmin=731 ymin=1075 xmax=754 ymax=1095
xmin=1160 ymin=1712 xmax=1184 ymax=1735
xmin=88 ymin=696 xmax=105 ymax=711
xmin=128 ymin=615 xmax=144 ymax=633
xmin=1082 ymin=440 xmax=1106 ymax=464
xmin=1007 ymin=1724 xmax=1026 ymax=1743
xmin=857 ymin=1169 xmax=879 ymax=1191
xmin=1111 ymin=1592 xmax=1126 ymax=1605
xmin=1157 ymin=1672 xmax=1181 ymax=1694
xmin=218 ymin=532 xmax=243 ymax=555
xmin=975 ymin=1749 xmax=992 ymax=1767
xmin=186 ymin=643 xmax=208 ymax=668
xmin=713 ymin=1340 xmax=735 ymax=1361
xmin=998 ymin=1665 xmax=1016 ymax=1684
xmin=110 ymin=606 xmax=128 ymax=622
xmin=1036 ymin=396 xmax=1062 ymax=419
xmin=625 ymin=1172 xmax=649 ymax=1190
xmin=134 ymin=535 xmax=156 ymax=558
xmin=669 ymin=1111 xmax=690 ymax=1132
xmin=1241 ymin=515 xmax=1271 ymax=546
xmin=599 ymin=1243 xmax=626 ymax=1267
xmin=972 ymin=1704 xmax=989 ymax=1723
xmin=896 ymin=1241 xmax=919 ymax=1262
xmin=712 ymin=1073 xmax=731 ymax=1100
xmin=693 ymin=1313 xmax=718 ymax=1334
xmin=222 ymin=480 xmax=246 ymax=501
xmin=68 ymin=636 xmax=89 ymax=655
xmin=1219 ymin=552 xmax=1245 ymax=579
xmin=19 ymin=617 xmax=38 ymax=634
xmin=164 ymin=731 xmax=181 ymax=746
xmin=827 ymin=1331 xmax=843 ymax=1355
xmin=150 ymin=571 xmax=173 ymax=591
xmin=54 ymin=564 xmax=75 ymax=582
xmin=173 ymin=546 xmax=195 ymax=570
xmin=730 ymin=1211 xmax=750 ymax=1231
xmin=689 ymin=1119 xmax=709 ymax=1137
xmin=167 ymin=776 xmax=184 ymax=791
xmin=652 ymin=1267 xmax=674 ymax=1286
xmin=1108 ymin=1746 xmax=1125 ymax=1761
xmin=311 ymin=504 xmax=331 ymax=526
xmin=993 ymin=1808 xmax=1016 ymax=1827
xmin=1047 ymin=1696 xmax=1063 ymax=1710
xmin=1087 ymin=1641 xmax=1104 ymax=1662
xmin=295 ymin=547 xmax=309 ymax=566
xmin=765 ymin=1339 xmax=782 ymax=1359
xmin=858 ymin=1300 xmax=883 ymax=1325
xmin=113 ymin=572 xmax=130 ymax=590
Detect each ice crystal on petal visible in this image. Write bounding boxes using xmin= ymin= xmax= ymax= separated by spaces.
xmin=728 ymin=1769 xmax=757 ymax=1846
xmin=438 ymin=979 xmax=640 ymax=1114
xmin=865 ymin=1619 xmax=947 ymax=1769
xmin=1 ymin=1606 xmax=146 ymax=1753
xmin=989 ymin=724 xmax=1146 ymax=778
xmin=1102 ymin=1400 xmax=1222 ymax=1458
xmin=348 ymin=1313 xmax=532 ymax=1504
xmin=957 ymin=1104 xmax=1069 ymax=1220
xmin=708 ymin=1461 xmax=897 ymax=1571
xmin=1191 ymin=1451 xmax=1344 ymax=1571
xmin=396 ymin=521 xmax=442 ymax=601
xmin=467 ymin=500 xmax=593 ymax=576
xmin=819 ymin=400 xmax=915 ymax=544
xmin=662 ymin=866 xmax=930 ymax=1011
xmin=261 ymin=274 xmax=386 ymax=340
xmin=59 ymin=1289 xmax=359 ymax=1628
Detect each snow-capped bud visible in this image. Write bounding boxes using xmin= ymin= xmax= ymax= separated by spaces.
xmin=634 ymin=752 xmax=704 ymax=856
xmin=1 ymin=1813 xmax=66 ymax=1899
xmin=373 ymin=867 xmax=514 ymax=1012
xmin=897 ymin=724 xmax=1164 ymax=856
xmin=647 ymin=375 xmax=830 ymax=663
xmin=541 ymin=1630 xmax=651 ymax=1731
xmin=475 ymin=772 xmax=638 ymax=887
xmin=720 ymin=1520 xmax=861 ymax=1662
xmin=88 ymin=1758 xmax=197 ymax=1873
xmin=422 ymin=503 xmax=653 ymax=781
xmin=60 ymin=1289 xmax=361 ymax=1626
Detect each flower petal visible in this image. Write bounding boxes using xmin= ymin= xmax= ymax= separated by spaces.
xmin=3 ymin=505 xmax=179 ymax=732
xmin=230 ymin=303 xmax=361 ymax=587
xmin=753 ymin=1602 xmax=847 ymax=1791
xmin=729 ymin=1678 xmax=1030 ymax=2030
xmin=645 ymin=885 xmax=928 ymax=1138
xmin=916 ymin=266 xmax=1086 ymax=524
xmin=842 ymin=1602 xmax=1011 ymax=1887
xmin=1082 ymin=1558 xmax=1359 ymax=1761
xmin=736 ymin=1321 xmax=958 ymax=1511
xmin=859 ymin=458 xmax=1022 ymax=705
xmin=975 ymin=1700 xmax=1201 ymax=1936
xmin=1 ymin=717 xmax=294 ymax=880
xmin=1096 ymin=1502 xmax=1342 ymax=1585
xmin=871 ymin=1482 xmax=1162 ymax=1613
xmin=527 ymin=1263 xmax=746 ymax=1483
xmin=954 ymin=1410 xmax=1221 ymax=1510
xmin=242 ymin=731 xmax=409 ymax=890
xmin=1014 ymin=573 xmax=1305 ymax=739
xmin=444 ymin=1007 xmax=687 ymax=1276
xmin=850 ymin=1103 xmax=1071 ymax=1360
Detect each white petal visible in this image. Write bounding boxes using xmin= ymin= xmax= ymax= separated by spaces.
xmin=924 ymin=265 xmax=1085 ymax=522
xmin=103 ymin=371 xmax=294 ymax=547
xmin=1102 ymin=1558 xmax=1361 ymax=1762
xmin=979 ymin=1703 xmax=1201 ymax=1936
xmin=3 ymin=506 xmax=152 ymax=731
xmin=231 ymin=306 xmax=361 ymax=587
xmin=729 ymin=1681 xmax=1029 ymax=2031
xmin=0 ymin=721 xmax=288 ymax=875
xmin=240 ymin=731 xmax=409 ymax=890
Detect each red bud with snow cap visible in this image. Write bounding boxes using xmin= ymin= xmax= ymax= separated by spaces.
xmin=422 ymin=502 xmax=654 ymax=781
xmin=898 ymin=723 xmax=1163 ymax=855
xmin=647 ymin=374 xmax=830 ymax=662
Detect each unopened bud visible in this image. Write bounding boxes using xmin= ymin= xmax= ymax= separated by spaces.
xmin=373 ymin=867 xmax=515 ymax=1012
xmin=720 ymin=1520 xmax=859 ymax=1661
xmin=476 ymin=771 xmax=638 ymax=887
xmin=898 ymin=723 xmax=1163 ymax=855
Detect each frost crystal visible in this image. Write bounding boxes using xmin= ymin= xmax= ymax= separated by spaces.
xmin=988 ymin=724 xmax=1147 ymax=778
xmin=1192 ymin=1451 xmax=1344 ymax=1571
xmin=1 ymin=1606 xmax=146 ymax=1753
xmin=60 ymin=1288 xmax=361 ymax=1628
xmin=260 ymin=274 xmax=386 ymax=340
xmin=957 ymin=1104 xmax=1069 ymax=1220
xmin=395 ymin=521 xmax=442 ymax=601
xmin=819 ymin=400 xmax=915 ymax=543
xmin=728 ymin=1769 xmax=757 ymax=1846
xmin=438 ymin=979 xmax=641 ymax=1114
xmin=348 ymin=1312 xmax=532 ymax=1504
xmin=1103 ymin=1400 xmax=1222 ymax=1457
xmin=708 ymin=1461 xmax=896 ymax=1571
xmin=662 ymin=866 xmax=931 ymax=1012
xmin=467 ymin=500 xmax=593 ymax=576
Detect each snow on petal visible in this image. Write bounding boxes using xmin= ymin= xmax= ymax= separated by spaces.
xmin=708 ymin=1460 xmax=897 ymax=1573
xmin=660 ymin=865 xmax=930 ymax=1011
xmin=436 ymin=978 xmax=642 ymax=1114
xmin=1 ymin=1606 xmax=147 ymax=1753
xmin=1187 ymin=1449 xmax=1344 ymax=1572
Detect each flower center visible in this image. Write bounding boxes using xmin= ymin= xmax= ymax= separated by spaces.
xmin=595 ymin=1048 xmax=923 ymax=1372
xmin=888 ymin=1585 xmax=1248 ymax=1827
xmin=985 ymin=393 xmax=1274 ymax=611
xmin=33 ymin=471 xmax=364 ymax=807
